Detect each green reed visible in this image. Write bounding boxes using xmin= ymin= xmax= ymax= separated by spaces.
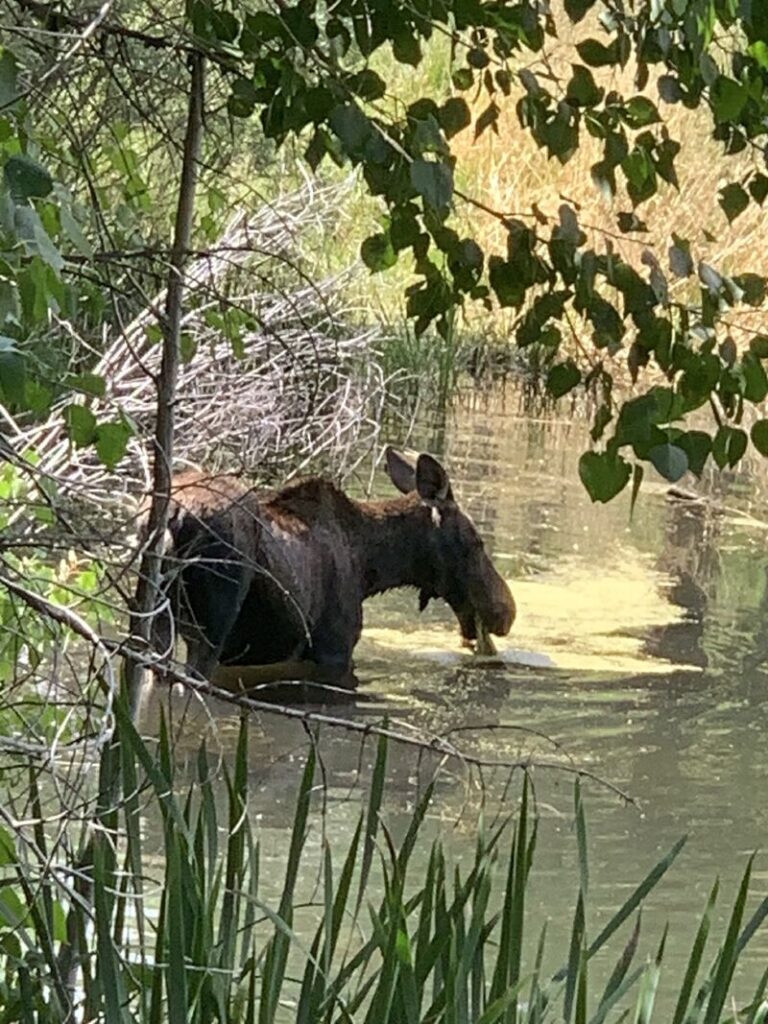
xmin=2 ymin=701 xmax=768 ymax=1024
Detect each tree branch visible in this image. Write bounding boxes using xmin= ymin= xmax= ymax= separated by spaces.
xmin=125 ymin=52 xmax=205 ymax=699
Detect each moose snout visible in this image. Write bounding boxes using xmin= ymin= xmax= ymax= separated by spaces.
xmin=481 ymin=577 xmax=516 ymax=636
xmin=491 ymin=593 xmax=516 ymax=635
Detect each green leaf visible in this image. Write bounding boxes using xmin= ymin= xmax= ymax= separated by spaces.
xmin=749 ymin=173 xmax=768 ymax=205
xmin=677 ymin=431 xmax=711 ymax=477
xmin=615 ymin=387 xmax=680 ymax=447
xmin=591 ymin=403 xmax=612 ymax=442
xmin=4 ymin=154 xmax=54 ymax=200
xmin=621 ymin=97 xmax=660 ymax=128
xmin=0 ymin=337 xmax=25 ymax=405
xmin=208 ymin=7 xmax=239 ymax=43
xmin=578 ymin=451 xmax=632 ymax=503
xmin=547 ymin=360 xmax=581 ymax=398
xmin=749 ymin=40 xmax=768 ymax=67
xmin=329 ymin=103 xmax=372 ymax=158
xmin=648 ymin=443 xmax=688 ymax=482
xmin=564 ymin=0 xmax=598 ymax=22
xmin=411 ymin=114 xmax=447 ymax=157
xmin=64 ymin=404 xmax=97 ymax=447
xmin=361 ymin=232 xmax=397 ymax=272
xmin=241 ymin=10 xmax=287 ymax=49
xmin=438 ymin=97 xmax=471 ymax=138
xmin=392 ymin=27 xmax=421 ymax=66
xmin=732 ymin=273 xmax=766 ymax=307
xmin=347 ymin=69 xmax=385 ymax=101
xmin=0 ymin=887 xmax=25 ymax=928
xmin=711 ymin=76 xmax=748 ymax=122
xmin=719 ymin=182 xmax=750 ymax=223
xmin=566 ymin=64 xmax=603 ymax=107
xmin=658 ymin=74 xmax=683 ymax=103
xmin=475 ymin=101 xmax=500 ymax=140
xmin=452 ymin=68 xmax=474 ymax=90
xmin=489 ymin=256 xmax=525 ymax=308
xmin=669 ymin=240 xmax=694 ymax=278
xmin=712 ymin=425 xmax=747 ymax=468
xmin=467 ymin=47 xmax=490 ymax=69
xmin=180 ymin=331 xmax=197 ymax=363
xmin=0 ymin=50 xmax=19 ymax=109
xmin=60 ymin=203 xmax=94 ymax=257
xmin=743 ymin=353 xmax=768 ymax=402
xmin=410 ymin=159 xmax=453 ymax=210
xmin=630 ymin=463 xmax=643 ymax=517
xmin=576 ymin=38 xmax=619 ymax=67
xmin=750 ymin=335 xmax=768 ymax=359
xmin=698 ymin=262 xmax=723 ymax=295
xmin=617 ymin=211 xmax=647 ymax=233
xmin=14 ymin=207 xmax=63 ymax=271
xmin=227 ymin=77 xmax=258 ymax=118
xmin=65 ymin=372 xmax=106 ymax=398
xmin=622 ymin=147 xmax=656 ymax=205
xmin=94 ymin=420 xmax=132 ymax=470
xmin=0 ymin=825 xmax=14 ymax=865
xmin=751 ymin=420 xmax=768 ymax=456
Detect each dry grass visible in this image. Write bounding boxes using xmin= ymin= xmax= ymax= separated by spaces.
xmin=343 ymin=4 xmax=768 ymax=355
xmin=450 ymin=10 xmax=768 ymax=347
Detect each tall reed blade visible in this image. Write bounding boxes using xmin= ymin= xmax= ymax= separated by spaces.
xmin=671 ymin=879 xmax=719 ymax=1024
xmin=702 ymin=856 xmax=754 ymax=1024
xmin=258 ymin=741 xmax=316 ymax=1024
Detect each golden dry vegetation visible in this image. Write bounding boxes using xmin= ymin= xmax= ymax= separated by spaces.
xmin=340 ymin=4 xmax=768 ymax=357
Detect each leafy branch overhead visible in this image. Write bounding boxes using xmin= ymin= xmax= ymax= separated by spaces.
xmin=2 ymin=0 xmax=768 ymax=498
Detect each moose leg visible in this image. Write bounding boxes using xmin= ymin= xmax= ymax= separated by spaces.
xmin=179 ymin=552 xmax=251 ymax=680
xmin=309 ymin=604 xmax=362 ymax=689
xmin=141 ymin=565 xmax=179 ymax=686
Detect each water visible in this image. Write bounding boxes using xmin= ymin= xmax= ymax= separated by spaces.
xmin=140 ymin=384 xmax=768 ymax=1010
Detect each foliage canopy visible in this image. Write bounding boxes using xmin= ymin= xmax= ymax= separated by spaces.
xmin=2 ymin=0 xmax=768 ymax=500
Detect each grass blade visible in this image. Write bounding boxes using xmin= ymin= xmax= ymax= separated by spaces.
xmin=586 ymin=835 xmax=686 ymax=962
xmin=634 ymin=925 xmax=667 ymax=1024
xmin=259 ymin=742 xmax=316 ymax=1024
xmin=564 ymin=891 xmax=585 ymax=1024
xmin=591 ymin=913 xmax=641 ymax=1024
xmin=703 ymin=856 xmax=754 ymax=1024
xmin=356 ymin=731 xmax=387 ymax=916
xmin=671 ymin=879 xmax=719 ymax=1024
xmin=575 ymin=779 xmax=589 ymax=898
xmin=744 ymin=966 xmax=768 ymax=1024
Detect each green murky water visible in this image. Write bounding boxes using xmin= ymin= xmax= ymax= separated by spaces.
xmin=139 ymin=384 xmax=768 ymax=1010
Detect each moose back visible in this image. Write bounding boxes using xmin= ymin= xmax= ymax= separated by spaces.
xmin=148 ymin=447 xmax=515 ymax=687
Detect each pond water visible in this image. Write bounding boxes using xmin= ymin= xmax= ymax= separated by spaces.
xmin=139 ymin=383 xmax=768 ymax=1013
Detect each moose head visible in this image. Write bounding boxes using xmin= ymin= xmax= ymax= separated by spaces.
xmin=385 ymin=447 xmax=516 ymax=644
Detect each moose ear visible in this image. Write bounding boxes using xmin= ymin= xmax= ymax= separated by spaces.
xmin=415 ymin=453 xmax=453 ymax=502
xmin=385 ymin=447 xmax=417 ymax=494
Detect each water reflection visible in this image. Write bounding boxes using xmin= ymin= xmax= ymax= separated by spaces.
xmin=642 ymin=496 xmax=710 ymax=669
xmin=140 ymin=384 xmax=768 ymax=1011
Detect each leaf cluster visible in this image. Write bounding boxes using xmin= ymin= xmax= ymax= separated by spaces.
xmin=3 ymin=0 xmax=768 ymax=495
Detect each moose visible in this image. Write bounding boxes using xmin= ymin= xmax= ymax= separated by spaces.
xmin=148 ymin=447 xmax=515 ymax=688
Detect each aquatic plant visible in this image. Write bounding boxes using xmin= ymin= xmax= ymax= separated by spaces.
xmin=1 ymin=710 xmax=767 ymax=1024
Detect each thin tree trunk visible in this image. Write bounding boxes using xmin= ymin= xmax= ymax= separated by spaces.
xmin=125 ymin=53 xmax=205 ymax=701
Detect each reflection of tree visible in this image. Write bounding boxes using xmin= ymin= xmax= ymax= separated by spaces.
xmin=642 ymin=489 xmax=768 ymax=692
xmin=642 ymin=498 xmax=717 ymax=670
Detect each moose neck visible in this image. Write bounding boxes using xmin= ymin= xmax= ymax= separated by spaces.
xmin=354 ymin=494 xmax=436 ymax=598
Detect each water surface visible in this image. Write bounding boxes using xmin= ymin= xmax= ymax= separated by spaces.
xmin=141 ymin=385 xmax=768 ymax=1010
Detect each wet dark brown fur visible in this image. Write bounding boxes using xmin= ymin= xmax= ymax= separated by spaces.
xmin=151 ymin=449 xmax=515 ymax=687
